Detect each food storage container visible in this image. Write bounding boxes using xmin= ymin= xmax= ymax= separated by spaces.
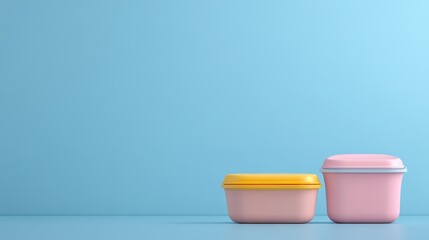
xmin=222 ymin=173 xmax=321 ymax=223
xmin=321 ymin=154 xmax=407 ymax=223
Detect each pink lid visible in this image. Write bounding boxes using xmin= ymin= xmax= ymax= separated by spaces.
xmin=322 ymin=154 xmax=405 ymax=169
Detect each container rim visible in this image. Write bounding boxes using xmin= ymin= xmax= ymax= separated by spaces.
xmin=222 ymin=184 xmax=322 ymax=190
xmin=320 ymin=167 xmax=407 ymax=173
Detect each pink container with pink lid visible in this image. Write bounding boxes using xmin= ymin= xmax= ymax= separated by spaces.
xmin=321 ymin=154 xmax=407 ymax=223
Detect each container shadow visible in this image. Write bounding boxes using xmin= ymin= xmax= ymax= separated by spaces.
xmin=171 ymin=221 xmax=333 ymax=225
xmin=164 ymin=221 xmax=235 ymax=224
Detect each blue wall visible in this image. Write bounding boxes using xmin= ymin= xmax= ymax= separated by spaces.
xmin=1 ymin=0 xmax=428 ymax=215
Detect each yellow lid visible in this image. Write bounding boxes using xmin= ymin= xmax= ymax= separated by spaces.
xmin=222 ymin=173 xmax=322 ymax=190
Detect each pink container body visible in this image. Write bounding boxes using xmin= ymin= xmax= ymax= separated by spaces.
xmin=224 ymin=189 xmax=318 ymax=223
xmin=323 ymin=173 xmax=404 ymax=223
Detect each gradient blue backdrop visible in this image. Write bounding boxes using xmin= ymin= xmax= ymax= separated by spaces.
xmin=1 ymin=0 xmax=428 ymax=215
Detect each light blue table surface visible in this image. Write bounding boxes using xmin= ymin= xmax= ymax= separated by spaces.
xmin=0 ymin=216 xmax=427 ymax=240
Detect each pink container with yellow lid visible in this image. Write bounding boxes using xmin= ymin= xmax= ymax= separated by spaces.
xmin=222 ymin=173 xmax=321 ymax=223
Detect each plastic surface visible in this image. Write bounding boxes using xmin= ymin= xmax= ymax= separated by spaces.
xmin=225 ymin=189 xmax=318 ymax=223
xmin=322 ymin=154 xmax=405 ymax=169
xmin=222 ymin=173 xmax=321 ymax=189
xmin=323 ymin=173 xmax=404 ymax=223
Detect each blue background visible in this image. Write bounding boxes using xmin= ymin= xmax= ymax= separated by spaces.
xmin=1 ymin=0 xmax=428 ymax=216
